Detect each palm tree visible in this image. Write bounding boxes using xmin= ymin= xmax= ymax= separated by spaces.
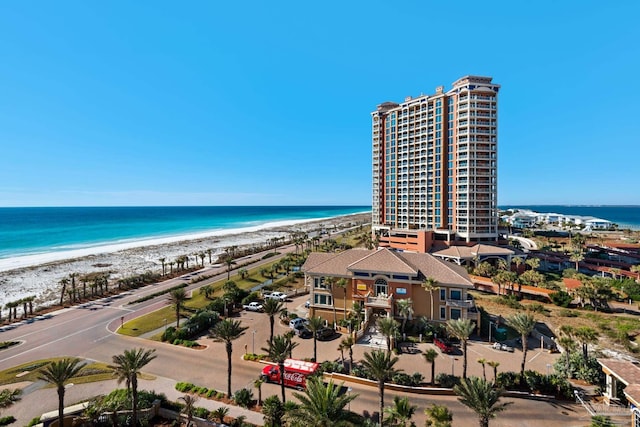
xmin=179 ymin=394 xmax=198 ymax=426
xmin=421 ymin=277 xmax=440 ymax=321
xmin=384 ymin=395 xmax=416 ymax=427
xmin=167 ymin=288 xmax=188 ymax=327
xmin=284 ymin=377 xmax=362 ymax=426
xmin=570 ymin=251 xmax=584 ymax=271
xmin=38 ymin=358 xmax=84 ymax=426
xmin=307 ymin=316 xmax=325 ymax=362
xmin=396 ymin=298 xmax=414 ymax=335
xmin=58 ymin=278 xmax=69 ymax=306
xmin=506 ymin=313 xmax=536 ymax=375
xmin=377 ymin=316 xmax=400 ymax=353
xmin=224 ymin=257 xmax=236 ymax=280
xmin=423 ymin=348 xmax=438 ymax=385
xmin=0 ymin=388 xmax=21 ymax=411
xmin=424 ymin=404 xmax=453 ymax=427
xmin=558 ymin=336 xmax=577 ymax=378
xmin=254 ymin=377 xmax=264 ymax=406
xmin=339 ymin=335 xmax=356 ymax=374
xmin=159 ymin=257 xmax=166 ymax=276
xmin=487 ymin=361 xmax=500 ymax=384
xmin=336 ymin=278 xmax=349 ymax=321
xmin=477 ymin=358 xmax=487 ymax=381
xmin=446 ymin=318 xmax=475 ymax=379
xmin=210 ymin=319 xmax=248 ymax=398
xmin=263 ymin=298 xmax=284 ymax=344
xmin=324 ymin=276 xmax=338 ymax=326
xmin=454 ymin=377 xmax=512 ymax=427
xmin=110 ymin=348 xmax=157 ymax=427
xmin=69 ymin=272 xmax=78 ymax=303
xmin=574 ymin=326 xmax=599 ymax=360
xmin=262 ymin=334 xmax=298 ymax=402
xmin=360 ymin=349 xmax=401 ymax=426
xmin=210 ymin=406 xmax=229 ymax=424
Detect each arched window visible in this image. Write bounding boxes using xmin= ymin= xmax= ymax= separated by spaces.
xmin=374 ymin=278 xmax=388 ymax=297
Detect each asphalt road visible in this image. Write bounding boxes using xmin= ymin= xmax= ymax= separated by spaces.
xmin=0 ymin=242 xmax=592 ymax=426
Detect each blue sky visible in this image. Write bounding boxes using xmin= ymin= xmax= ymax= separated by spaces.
xmin=1 ymin=1 xmax=638 ymax=207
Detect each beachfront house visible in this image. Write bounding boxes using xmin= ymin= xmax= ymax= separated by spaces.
xmin=302 ymin=248 xmax=477 ymax=329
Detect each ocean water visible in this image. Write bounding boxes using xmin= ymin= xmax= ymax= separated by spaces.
xmin=501 ymin=205 xmax=640 ymax=230
xmin=0 ymin=206 xmax=371 ymax=259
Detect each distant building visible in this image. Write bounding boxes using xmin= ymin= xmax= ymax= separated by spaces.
xmin=302 ymin=248 xmax=477 ymax=326
xmin=372 ymin=76 xmax=500 ymax=252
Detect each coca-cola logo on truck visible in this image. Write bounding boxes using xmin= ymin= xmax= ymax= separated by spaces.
xmin=283 ymin=372 xmax=305 ymax=384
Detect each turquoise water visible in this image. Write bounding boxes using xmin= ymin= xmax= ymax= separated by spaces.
xmin=0 ymin=206 xmax=371 ymax=259
xmin=501 ymin=205 xmax=640 ymax=230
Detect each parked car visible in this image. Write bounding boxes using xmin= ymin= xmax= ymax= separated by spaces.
xmin=304 ymin=299 xmax=310 ymax=309
xmin=266 ymin=291 xmax=287 ymax=302
xmin=289 ymin=318 xmax=307 ymax=330
xmin=492 ymin=342 xmax=514 ymax=352
xmin=315 ymin=327 xmax=336 ymax=341
xmin=434 ymin=337 xmax=454 ymax=354
xmin=242 ymin=302 xmax=264 ymax=312
xmin=293 ymin=324 xmax=312 ymax=339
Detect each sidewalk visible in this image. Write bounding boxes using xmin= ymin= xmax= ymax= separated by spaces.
xmin=8 ymin=375 xmax=265 ymax=426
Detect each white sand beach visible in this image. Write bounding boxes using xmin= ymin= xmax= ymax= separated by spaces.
xmin=0 ymin=213 xmax=369 ymax=309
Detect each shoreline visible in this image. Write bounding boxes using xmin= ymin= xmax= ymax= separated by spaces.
xmin=0 ymin=212 xmax=370 ymax=272
xmin=0 ymin=212 xmax=370 ymax=309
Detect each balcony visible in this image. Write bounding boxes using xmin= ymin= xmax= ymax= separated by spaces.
xmin=364 ymin=293 xmax=394 ymax=308
xmin=446 ymin=299 xmax=475 ymax=309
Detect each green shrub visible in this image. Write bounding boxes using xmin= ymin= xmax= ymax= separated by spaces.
xmin=558 ymin=308 xmax=578 ymax=317
xmin=0 ymin=416 xmax=16 ymax=426
xmin=233 ymin=388 xmax=254 ymax=408
xmin=193 ymin=407 xmax=210 ymax=418
xmin=435 ymin=374 xmax=459 ymax=388
xmin=496 ymin=295 xmax=523 ymax=309
xmin=216 ymin=391 xmax=225 ymax=399
xmin=175 ymin=382 xmax=195 ymax=392
xmin=392 ymin=372 xmax=423 ymax=386
xmin=26 ymin=418 xmax=40 ymax=427
xmin=206 ymin=389 xmax=217 ymax=398
xmin=550 ymin=291 xmax=573 ymax=307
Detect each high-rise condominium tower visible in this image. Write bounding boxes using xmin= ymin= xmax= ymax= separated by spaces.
xmin=371 ymin=75 xmax=500 ymax=252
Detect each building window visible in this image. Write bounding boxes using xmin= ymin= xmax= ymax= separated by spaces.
xmin=314 ymin=277 xmax=328 ymax=289
xmin=440 ymin=306 xmax=446 ymax=320
xmin=450 ymin=289 xmax=462 ymax=301
xmin=440 ymin=289 xmax=446 ymax=301
xmin=451 ymin=308 xmax=462 ymax=320
xmin=374 ymin=278 xmax=388 ymax=296
xmin=314 ymin=294 xmax=333 ymax=306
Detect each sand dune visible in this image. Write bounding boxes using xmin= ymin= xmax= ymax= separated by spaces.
xmin=0 ymin=213 xmax=369 ymax=309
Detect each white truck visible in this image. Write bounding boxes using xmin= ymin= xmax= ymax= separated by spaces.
xmin=265 ymin=291 xmax=287 ymax=302
xmin=243 ymin=302 xmax=264 ymax=312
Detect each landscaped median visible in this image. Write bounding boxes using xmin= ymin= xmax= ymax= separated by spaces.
xmin=244 ymin=355 xmax=570 ymax=402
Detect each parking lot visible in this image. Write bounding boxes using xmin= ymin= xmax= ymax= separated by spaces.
xmin=236 ymin=293 xmax=561 ymax=381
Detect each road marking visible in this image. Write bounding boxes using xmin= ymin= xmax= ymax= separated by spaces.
xmin=0 ymin=321 xmax=119 ymax=364
xmin=93 ymin=335 xmax=111 ymax=343
xmin=528 ymin=349 xmax=543 ymax=363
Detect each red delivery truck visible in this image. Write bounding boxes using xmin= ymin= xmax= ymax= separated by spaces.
xmin=260 ymin=358 xmax=319 ymax=390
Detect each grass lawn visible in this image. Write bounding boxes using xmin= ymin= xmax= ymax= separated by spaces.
xmin=472 ymin=291 xmax=640 ymax=351
xmin=119 ymin=255 xmax=306 ymax=338
xmin=0 ymin=359 xmax=120 ymax=387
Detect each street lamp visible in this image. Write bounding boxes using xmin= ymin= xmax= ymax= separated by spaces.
xmin=451 ymin=357 xmax=457 ymax=376
xmin=348 ymin=387 xmax=352 ymax=411
xmin=546 ymin=363 xmax=551 ymax=376
xmin=252 ymin=330 xmax=257 ymax=355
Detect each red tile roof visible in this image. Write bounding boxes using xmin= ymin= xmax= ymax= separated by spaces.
xmin=562 ymin=278 xmax=582 ymax=291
